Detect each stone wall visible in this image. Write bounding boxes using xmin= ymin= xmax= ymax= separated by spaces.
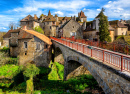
xmin=63 ymin=19 xmax=83 ymax=39
xmin=10 ymin=37 xmax=51 ymax=67
xmin=10 ymin=32 xmax=18 ymax=47
xmin=52 ymin=40 xmax=130 ymax=94
xmin=3 ymin=38 xmax=9 ymax=47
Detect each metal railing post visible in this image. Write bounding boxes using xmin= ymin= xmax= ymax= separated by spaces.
xmin=121 ymin=56 xmax=123 ymax=72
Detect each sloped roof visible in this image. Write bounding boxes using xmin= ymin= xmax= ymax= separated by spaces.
xmin=108 ymin=25 xmax=115 ymax=31
xmin=43 ymin=15 xmax=56 ymax=22
xmin=18 ymin=29 xmax=33 ymax=39
xmin=24 ymin=29 xmax=52 ymax=45
xmin=20 ymin=15 xmax=34 ymax=21
xmin=109 ymin=20 xmax=127 ymax=28
xmin=3 ymin=30 xmax=12 ymax=38
xmin=79 ymin=11 xmax=86 ymax=18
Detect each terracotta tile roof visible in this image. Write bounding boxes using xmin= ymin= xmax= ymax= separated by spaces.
xmin=23 ymin=29 xmax=52 ymax=45
xmin=79 ymin=11 xmax=86 ymax=18
xmin=20 ymin=15 xmax=34 ymax=21
xmin=10 ymin=29 xmax=21 ymax=33
xmin=3 ymin=30 xmax=12 ymax=38
xmin=109 ymin=20 xmax=127 ymax=28
xmin=18 ymin=29 xmax=33 ymax=39
xmin=43 ymin=15 xmax=56 ymax=22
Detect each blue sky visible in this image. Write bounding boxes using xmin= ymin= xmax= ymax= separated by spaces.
xmin=0 ymin=0 xmax=130 ymax=32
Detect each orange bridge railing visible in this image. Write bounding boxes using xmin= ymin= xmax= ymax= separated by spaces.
xmin=51 ymin=37 xmax=130 ymax=73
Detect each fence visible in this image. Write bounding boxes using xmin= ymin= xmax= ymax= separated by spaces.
xmin=51 ymin=37 xmax=130 ymax=72
xmin=61 ymin=37 xmax=130 ymax=55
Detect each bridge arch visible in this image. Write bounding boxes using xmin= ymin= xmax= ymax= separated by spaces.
xmin=52 ymin=40 xmax=130 ymax=94
xmin=65 ymin=56 xmax=111 ymax=93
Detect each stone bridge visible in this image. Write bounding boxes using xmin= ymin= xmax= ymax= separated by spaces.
xmin=52 ymin=38 xmax=130 ymax=94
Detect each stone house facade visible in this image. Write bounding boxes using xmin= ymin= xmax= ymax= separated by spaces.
xmin=8 ymin=29 xmax=52 ymax=67
xmin=109 ymin=20 xmax=128 ymax=38
xmin=58 ymin=19 xmax=83 ymax=39
xmin=20 ymin=14 xmax=40 ymax=29
xmin=2 ymin=30 xmax=12 ymax=47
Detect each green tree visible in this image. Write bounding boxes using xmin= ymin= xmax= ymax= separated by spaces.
xmin=99 ymin=8 xmax=111 ymax=42
xmin=23 ymin=64 xmax=39 ymax=94
xmin=34 ymin=26 xmax=44 ymax=34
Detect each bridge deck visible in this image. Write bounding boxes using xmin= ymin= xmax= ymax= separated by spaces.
xmin=51 ymin=37 xmax=130 ymax=73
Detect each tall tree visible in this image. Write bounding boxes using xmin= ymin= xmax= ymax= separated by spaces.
xmin=99 ymin=8 xmax=111 ymax=42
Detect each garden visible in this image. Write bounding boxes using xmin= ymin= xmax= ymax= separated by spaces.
xmin=0 ymin=47 xmax=104 ymax=94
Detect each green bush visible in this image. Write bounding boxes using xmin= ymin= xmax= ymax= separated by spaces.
xmin=34 ymin=26 xmax=44 ymax=34
xmin=1 ymin=47 xmax=9 ymax=51
xmin=0 ymin=52 xmax=10 ymax=65
xmin=8 ymin=58 xmax=18 ymax=65
xmin=0 ymin=65 xmax=20 ymax=88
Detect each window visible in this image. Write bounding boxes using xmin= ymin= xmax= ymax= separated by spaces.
xmin=121 ymin=28 xmax=123 ymax=31
xmin=47 ymin=22 xmax=49 ymax=25
xmin=53 ymin=22 xmax=55 ymax=24
xmin=50 ymin=26 xmax=51 ymax=29
xmin=72 ymin=32 xmax=75 ymax=36
xmin=46 ymin=44 xmax=48 ymax=48
xmin=73 ymin=26 xmax=74 ymax=28
xmin=36 ymin=43 xmax=40 ymax=50
xmin=24 ymin=42 xmax=27 ymax=48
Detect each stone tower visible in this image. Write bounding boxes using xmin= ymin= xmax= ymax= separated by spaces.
xmin=48 ymin=10 xmax=51 ymax=16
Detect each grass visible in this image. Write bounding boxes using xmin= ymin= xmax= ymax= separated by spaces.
xmin=0 ymin=62 xmax=103 ymax=94
xmin=48 ymin=62 xmax=60 ymax=80
xmin=0 ymin=64 xmax=19 ymax=78
xmin=54 ymin=62 xmax=64 ymax=80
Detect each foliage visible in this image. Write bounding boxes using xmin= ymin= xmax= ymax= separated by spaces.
xmin=99 ymin=8 xmax=111 ymax=42
xmin=0 ymin=65 xmax=20 ymax=87
xmin=0 ymin=65 xmax=19 ymax=78
xmin=34 ymin=26 xmax=44 ymax=34
xmin=1 ymin=47 xmax=9 ymax=51
xmin=12 ymin=82 xmax=26 ymax=93
xmin=23 ymin=64 xmax=39 ymax=78
xmin=0 ymin=52 xmax=10 ymax=65
xmin=54 ymin=62 xmax=64 ymax=80
xmin=48 ymin=62 xmax=59 ymax=80
xmin=23 ymin=64 xmax=39 ymax=94
xmin=26 ymin=79 xmax=33 ymax=94
xmin=8 ymin=57 xmax=18 ymax=65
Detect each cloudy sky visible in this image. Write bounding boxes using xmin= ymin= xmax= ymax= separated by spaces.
xmin=0 ymin=0 xmax=130 ymax=32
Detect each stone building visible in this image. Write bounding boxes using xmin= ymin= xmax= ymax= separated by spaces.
xmin=109 ymin=20 xmax=128 ymax=38
xmin=40 ymin=10 xmax=71 ymax=37
xmin=2 ymin=30 xmax=12 ymax=47
xmin=8 ymin=28 xmax=52 ymax=67
xmin=20 ymin=14 xmax=40 ymax=29
xmin=77 ymin=11 xmax=87 ymax=22
xmin=58 ymin=19 xmax=83 ymax=39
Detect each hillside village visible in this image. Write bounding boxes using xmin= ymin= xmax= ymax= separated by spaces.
xmin=1 ymin=9 xmax=130 ymax=66
xmin=0 ymin=9 xmax=130 ymax=94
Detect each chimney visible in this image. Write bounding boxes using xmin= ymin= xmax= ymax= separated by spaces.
xmin=34 ymin=14 xmax=38 ymax=20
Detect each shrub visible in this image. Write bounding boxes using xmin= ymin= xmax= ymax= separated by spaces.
xmin=0 ymin=52 xmax=10 ymax=65
xmin=34 ymin=26 xmax=44 ymax=34
xmin=23 ymin=64 xmax=39 ymax=94
xmin=0 ymin=65 xmax=20 ymax=88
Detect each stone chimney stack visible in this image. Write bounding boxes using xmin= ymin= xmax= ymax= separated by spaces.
xmin=34 ymin=14 xmax=38 ymax=20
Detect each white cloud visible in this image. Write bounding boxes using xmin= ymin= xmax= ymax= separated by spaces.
xmin=108 ymin=1 xmax=112 ymax=3
xmin=54 ymin=11 xmax=64 ymax=16
xmin=97 ymin=9 xmax=101 ymax=11
xmin=2 ymin=27 xmax=7 ymax=30
xmin=104 ymin=0 xmax=130 ymax=20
